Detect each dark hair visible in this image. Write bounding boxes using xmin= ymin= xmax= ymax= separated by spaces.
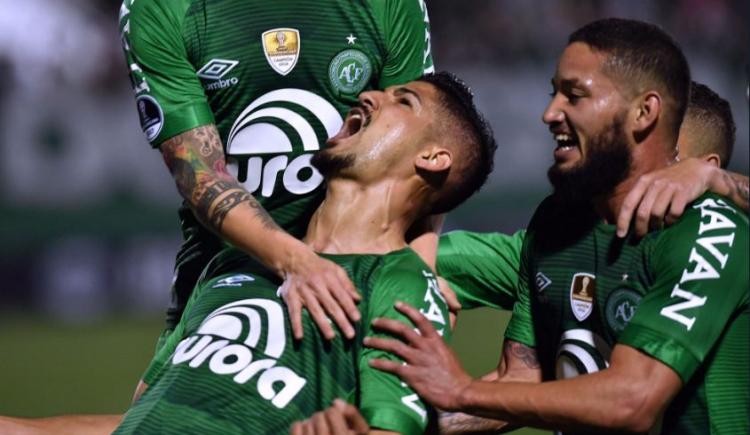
xmin=569 ymin=18 xmax=690 ymax=138
xmin=417 ymin=72 xmax=498 ymax=214
xmin=683 ymin=81 xmax=735 ymax=168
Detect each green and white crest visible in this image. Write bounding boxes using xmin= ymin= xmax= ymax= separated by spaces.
xmin=328 ymin=49 xmax=372 ymax=94
xmin=605 ymin=288 xmax=641 ymax=333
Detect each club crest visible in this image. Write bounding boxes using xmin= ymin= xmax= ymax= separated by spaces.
xmin=569 ymin=272 xmax=596 ymax=321
xmin=328 ymin=48 xmax=372 ymax=95
xmin=262 ymin=28 xmax=300 ymax=76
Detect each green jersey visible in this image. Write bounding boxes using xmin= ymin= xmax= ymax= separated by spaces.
xmin=116 ymin=248 xmax=451 ymax=435
xmin=505 ymin=194 xmax=749 ymax=435
xmin=118 ymin=0 xmax=434 ymax=328
xmin=436 ymin=230 xmax=525 ymax=310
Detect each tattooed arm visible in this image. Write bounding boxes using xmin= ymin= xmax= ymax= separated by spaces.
xmin=160 ymin=125 xmax=361 ymax=340
xmin=437 ymin=341 xmax=541 ymax=434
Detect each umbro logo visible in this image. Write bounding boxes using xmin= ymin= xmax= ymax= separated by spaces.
xmin=535 ymin=271 xmax=552 ymax=292
xmin=197 ymin=59 xmax=239 ymax=80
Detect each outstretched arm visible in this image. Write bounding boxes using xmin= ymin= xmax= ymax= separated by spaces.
xmin=438 ymin=340 xmax=541 ymax=434
xmin=368 ymin=303 xmax=682 ymax=434
xmin=160 ymin=125 xmax=361 ymax=340
xmin=617 ymin=157 xmax=749 ymax=237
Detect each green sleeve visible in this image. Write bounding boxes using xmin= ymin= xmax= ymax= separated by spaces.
xmin=619 ymin=195 xmax=749 ymax=382
xmin=503 ymin=230 xmax=536 ymax=347
xmin=359 ymin=256 xmax=451 ymax=435
xmin=120 ymin=0 xmax=214 ymax=147
xmin=374 ymin=0 xmax=434 ymax=88
xmin=437 ymin=230 xmax=525 ymax=310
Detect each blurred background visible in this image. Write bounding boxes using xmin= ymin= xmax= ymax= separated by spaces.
xmin=0 ymin=0 xmax=746 ymax=432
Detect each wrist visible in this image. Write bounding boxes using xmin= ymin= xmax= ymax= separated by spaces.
xmin=265 ymin=232 xmax=310 ymax=278
xmin=705 ymin=165 xmax=726 ymax=196
xmin=455 ymin=378 xmax=481 ymax=412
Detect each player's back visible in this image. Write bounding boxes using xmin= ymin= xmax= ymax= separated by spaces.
xmin=115 ymin=248 xmax=449 ymax=434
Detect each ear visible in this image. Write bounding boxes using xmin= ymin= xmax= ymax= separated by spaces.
xmin=415 ymin=145 xmax=453 ymax=174
xmin=702 ymin=153 xmax=722 ymax=168
xmin=632 ymin=91 xmax=661 ymax=135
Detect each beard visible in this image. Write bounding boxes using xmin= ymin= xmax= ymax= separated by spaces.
xmin=547 ymin=114 xmax=632 ymax=204
xmin=311 ymin=149 xmax=356 ymax=179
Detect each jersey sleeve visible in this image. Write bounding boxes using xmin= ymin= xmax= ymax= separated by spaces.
xmin=503 ymin=228 xmax=536 ymax=347
xmin=375 ymin=0 xmax=434 ymax=88
xmin=437 ymin=230 xmax=525 ymax=310
xmin=619 ymin=195 xmax=749 ymax=382
xmin=120 ymin=0 xmax=214 ymax=147
xmin=358 ymin=258 xmax=451 ymax=435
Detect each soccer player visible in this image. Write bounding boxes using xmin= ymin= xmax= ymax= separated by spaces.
xmin=118 ymin=0 xmax=437 ymax=349
xmin=367 ymin=19 xmax=748 ymax=435
xmin=113 ymin=72 xmax=497 ymax=434
xmin=678 ymin=81 xmax=736 ymax=168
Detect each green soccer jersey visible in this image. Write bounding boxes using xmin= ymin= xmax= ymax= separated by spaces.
xmin=118 ymin=0 xmax=434 ymax=328
xmin=505 ymin=194 xmax=749 ymax=435
xmin=436 ymin=230 xmax=525 ymax=310
xmin=116 ymin=248 xmax=451 ymax=435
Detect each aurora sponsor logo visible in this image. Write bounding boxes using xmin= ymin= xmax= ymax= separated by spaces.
xmin=197 ymin=59 xmax=240 ymax=90
xmin=226 ymin=88 xmax=343 ymax=198
xmin=172 ymin=298 xmax=306 ymax=408
xmin=212 ymin=274 xmax=255 ymax=288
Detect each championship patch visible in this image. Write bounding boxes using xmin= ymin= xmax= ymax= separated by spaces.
xmin=262 ymin=28 xmax=300 ymax=76
xmin=328 ymin=49 xmax=372 ymax=95
xmin=569 ymin=272 xmax=596 ymax=321
xmin=135 ymin=95 xmax=163 ymax=142
xmin=604 ymin=288 xmax=641 ymax=333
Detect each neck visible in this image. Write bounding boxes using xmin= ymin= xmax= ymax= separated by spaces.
xmin=594 ymin=137 xmax=676 ymax=224
xmin=303 ymin=177 xmax=425 ymax=255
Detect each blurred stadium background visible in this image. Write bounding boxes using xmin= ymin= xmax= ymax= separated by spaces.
xmin=0 ymin=1 xmax=746 ymax=433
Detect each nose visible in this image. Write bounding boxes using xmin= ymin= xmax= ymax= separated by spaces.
xmin=358 ymin=90 xmax=381 ymax=112
xmin=542 ymin=94 xmax=565 ymax=126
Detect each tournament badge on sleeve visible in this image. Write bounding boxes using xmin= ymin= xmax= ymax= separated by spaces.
xmin=262 ymin=28 xmax=300 ymax=76
xmin=569 ymin=273 xmax=596 ymax=321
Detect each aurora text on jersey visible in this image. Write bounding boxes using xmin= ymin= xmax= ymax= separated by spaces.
xmin=115 ymin=249 xmax=450 ymax=435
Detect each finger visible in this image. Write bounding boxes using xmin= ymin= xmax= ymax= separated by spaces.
xmin=633 ymin=183 xmax=663 ymax=238
xmin=302 ymin=290 xmax=336 ymax=340
xmin=322 ymin=404 xmax=348 ymax=434
xmin=329 ymin=274 xmax=362 ymax=323
xmin=617 ymin=177 xmax=649 ymax=237
xmin=647 ymin=184 xmax=676 ymax=232
xmin=336 ymin=399 xmax=369 ymax=433
xmin=313 ymin=410 xmax=330 ymax=435
xmin=363 ymin=336 xmax=415 ymax=361
xmin=335 ymin=267 xmax=362 ymax=302
xmin=311 ymin=280 xmax=356 ymax=339
xmin=285 ymin=290 xmax=304 ymax=341
xmin=394 ymin=302 xmax=441 ymax=339
xmin=371 ymin=317 xmax=423 ymax=344
xmin=665 ymin=190 xmax=689 ymax=225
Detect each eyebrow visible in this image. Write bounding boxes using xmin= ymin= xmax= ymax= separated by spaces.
xmin=551 ymin=77 xmax=588 ymax=91
xmin=393 ymin=86 xmax=422 ymax=104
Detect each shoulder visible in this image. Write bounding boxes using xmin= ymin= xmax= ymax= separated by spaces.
xmin=125 ymin=0 xmax=194 ymax=29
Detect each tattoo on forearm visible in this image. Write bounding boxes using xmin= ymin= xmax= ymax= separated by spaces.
xmin=160 ymin=125 xmax=280 ymax=232
xmin=505 ymin=341 xmax=540 ymax=369
xmin=724 ymin=172 xmax=749 ymax=211
xmin=440 ymin=412 xmax=507 ymax=433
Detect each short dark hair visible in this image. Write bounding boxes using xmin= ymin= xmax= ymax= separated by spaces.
xmin=569 ymin=18 xmax=690 ymax=139
xmin=683 ymin=81 xmax=735 ymax=168
xmin=417 ymin=72 xmax=497 ymax=214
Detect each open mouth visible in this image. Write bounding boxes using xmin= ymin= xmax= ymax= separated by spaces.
xmin=329 ymin=106 xmax=369 ymax=144
xmin=554 ymin=132 xmax=579 ymax=151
